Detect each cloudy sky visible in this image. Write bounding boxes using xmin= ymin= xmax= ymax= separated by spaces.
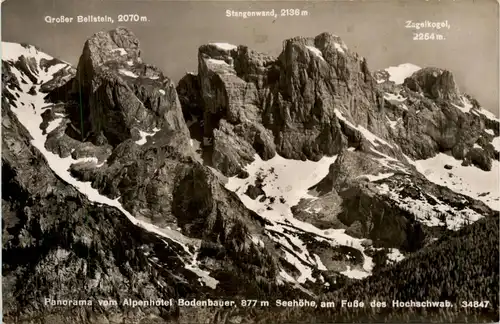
xmin=2 ymin=0 xmax=498 ymax=113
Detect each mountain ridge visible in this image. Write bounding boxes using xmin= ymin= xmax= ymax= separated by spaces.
xmin=2 ymin=28 xmax=498 ymax=323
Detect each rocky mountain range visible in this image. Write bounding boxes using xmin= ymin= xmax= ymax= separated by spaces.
xmin=2 ymin=27 xmax=499 ymax=323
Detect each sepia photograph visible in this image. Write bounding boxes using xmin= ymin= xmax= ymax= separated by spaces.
xmin=1 ymin=0 xmax=499 ymax=323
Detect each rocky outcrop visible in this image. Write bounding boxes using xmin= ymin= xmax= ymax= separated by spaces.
xmin=378 ymin=66 xmax=500 ymax=170
xmin=171 ymin=162 xmax=273 ymax=250
xmin=177 ymin=72 xmax=204 ymax=121
xmin=297 ymin=149 xmax=496 ymax=250
xmin=75 ymin=27 xmax=141 ymax=92
xmin=179 ymin=33 xmax=391 ymax=176
xmin=71 ymin=135 xmax=192 ymax=226
xmin=403 ymin=67 xmax=461 ymax=104
xmin=73 ymin=27 xmax=189 ymax=147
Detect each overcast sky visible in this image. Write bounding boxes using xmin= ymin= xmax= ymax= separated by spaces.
xmin=2 ymin=0 xmax=498 ymax=114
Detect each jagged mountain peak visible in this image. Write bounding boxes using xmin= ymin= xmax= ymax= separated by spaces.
xmin=278 ymin=32 xmax=365 ymax=75
xmin=376 ymin=63 xmax=471 ymax=106
xmin=403 ymin=66 xmax=461 ymax=103
xmin=183 ymin=31 xmax=500 ymax=185
xmin=68 ymin=27 xmax=190 ymax=148
xmin=2 ymin=41 xmax=72 ymax=87
xmin=376 ymin=62 xmax=499 ymax=120
xmin=2 ymin=27 xmax=499 ymax=324
xmin=281 ymin=32 xmax=350 ymax=57
xmin=197 ymin=32 xmax=356 ymax=77
xmin=75 ymin=26 xmax=169 ymax=92
xmin=2 ymin=41 xmax=42 ymax=61
xmin=184 ymin=31 xmax=388 ymax=177
xmin=78 ymin=26 xmax=141 ymax=70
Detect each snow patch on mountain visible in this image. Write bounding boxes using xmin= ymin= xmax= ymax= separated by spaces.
xmin=333 ymin=42 xmax=346 ymax=54
xmin=305 ymin=46 xmax=325 ymax=61
xmin=412 ymin=153 xmax=499 ymax=211
xmin=136 ymin=128 xmax=160 ymax=145
xmin=3 ymin=42 xmax=53 ymax=62
xmin=451 ymin=97 xmax=473 ymax=114
xmin=376 ymin=181 xmax=484 ymax=230
xmin=237 ymin=154 xmax=338 ymax=208
xmin=341 ymin=266 xmax=368 ymax=279
xmin=46 ymin=118 xmax=64 ymax=133
xmin=210 ymin=42 xmax=237 ymax=51
xmin=335 ymin=109 xmax=394 ymax=149
xmin=313 ymin=254 xmax=328 ymax=271
xmin=385 ymin=63 xmax=421 ymax=85
xmin=370 ymin=148 xmax=410 ymax=174
xmin=358 ymin=172 xmax=395 ymax=182
xmin=3 ymin=42 xmax=68 ymax=79
xmin=111 ymin=48 xmax=127 ymax=56
xmin=492 ymin=137 xmax=500 ymax=151
xmin=226 ymin=154 xmax=374 ymax=283
xmin=386 ymin=116 xmax=400 ymax=129
xmin=185 ymin=253 xmax=219 ymax=289
xmin=359 ymin=126 xmax=394 ymax=149
xmin=206 ymin=58 xmax=232 ymax=68
xmin=119 ymin=69 xmax=139 ymax=78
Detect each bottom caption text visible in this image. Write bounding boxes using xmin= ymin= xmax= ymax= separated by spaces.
xmin=43 ymin=298 xmax=491 ymax=309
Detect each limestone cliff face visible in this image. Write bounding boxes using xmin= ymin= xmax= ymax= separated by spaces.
xmin=180 ymin=34 xmax=499 ymax=176
xmin=74 ymin=27 xmax=189 ymax=147
xmin=403 ymin=67 xmax=461 ymax=103
xmin=385 ymin=68 xmax=499 ymax=171
xmin=179 ymin=33 xmax=393 ymax=176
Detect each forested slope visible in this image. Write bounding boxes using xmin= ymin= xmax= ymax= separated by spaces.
xmin=254 ymin=216 xmax=499 ymax=323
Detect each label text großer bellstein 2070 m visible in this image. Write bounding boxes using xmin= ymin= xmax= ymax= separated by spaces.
xmin=43 ymin=15 xmax=150 ymax=24
xmin=44 ymin=15 xmax=115 ymax=24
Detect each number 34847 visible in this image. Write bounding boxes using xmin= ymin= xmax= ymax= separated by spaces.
xmin=461 ymin=301 xmax=490 ymax=308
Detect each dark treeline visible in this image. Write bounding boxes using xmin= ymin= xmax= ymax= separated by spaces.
xmin=250 ymin=215 xmax=499 ymax=323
